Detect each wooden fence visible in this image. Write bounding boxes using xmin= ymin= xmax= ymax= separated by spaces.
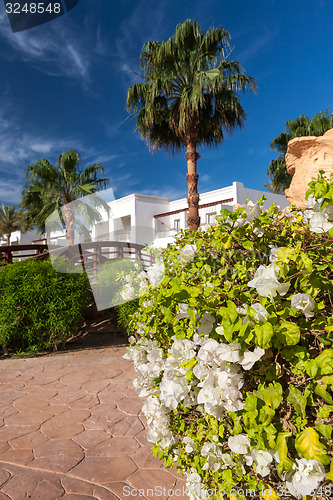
xmin=0 ymin=241 xmax=154 ymax=275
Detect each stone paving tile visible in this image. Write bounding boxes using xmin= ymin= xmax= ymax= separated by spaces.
xmin=127 ymin=469 xmax=178 ymax=499
xmin=0 ymin=347 xmax=188 ymax=499
xmin=4 ymin=410 xmax=51 ymax=427
xmin=132 ymin=443 xmax=164 ymax=469
xmin=69 ymin=456 xmax=138 ymax=483
xmin=40 ymin=409 xmax=90 ymax=439
xmin=0 ymin=449 xmax=34 ymax=466
xmin=61 ymin=476 xmax=118 ymax=499
xmin=106 ymin=481 xmax=149 ymax=500
xmin=117 ymin=397 xmax=144 ymax=416
xmin=86 ymin=436 xmax=140 ymax=457
xmin=73 ymin=429 xmax=111 ymax=449
xmin=108 ymin=415 xmax=144 ymax=437
xmin=98 ymin=390 xmax=127 ymax=404
xmin=8 ymin=430 xmax=48 ymax=450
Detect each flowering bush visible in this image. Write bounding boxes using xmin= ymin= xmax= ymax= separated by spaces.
xmin=124 ymin=171 xmax=333 ymax=500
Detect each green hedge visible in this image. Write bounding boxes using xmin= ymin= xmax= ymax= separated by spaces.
xmin=117 ymin=298 xmax=140 ymax=334
xmin=0 ymin=258 xmax=91 ymax=354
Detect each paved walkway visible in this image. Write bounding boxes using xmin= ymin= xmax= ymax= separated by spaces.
xmin=0 ymin=346 xmax=187 ymax=499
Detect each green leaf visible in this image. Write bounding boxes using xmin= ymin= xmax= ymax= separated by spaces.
xmin=315 ymin=349 xmax=333 ymax=375
xmin=326 ymin=460 xmax=333 ymax=481
xmin=256 ymin=382 xmax=283 ymax=409
xmin=295 ymin=427 xmax=330 ymax=464
xmin=276 ymin=432 xmax=294 ymax=472
xmin=314 ymin=382 xmax=333 ymax=404
xmin=287 ymin=385 xmax=308 ymax=418
xmin=242 ymin=240 xmax=254 ymax=251
xmin=254 ymin=322 xmax=274 ymax=349
xmin=227 ymin=300 xmax=239 ymax=323
xmin=315 ymin=423 xmax=332 ymax=439
xmin=275 ymin=321 xmax=300 ymax=345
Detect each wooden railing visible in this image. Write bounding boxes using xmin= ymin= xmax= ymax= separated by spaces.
xmin=0 ymin=244 xmax=50 ymax=265
xmin=0 ymin=241 xmax=154 ymax=274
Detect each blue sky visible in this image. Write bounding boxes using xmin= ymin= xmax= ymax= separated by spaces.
xmin=0 ymin=0 xmax=332 ymax=205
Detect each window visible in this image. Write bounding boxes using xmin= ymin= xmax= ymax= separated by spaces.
xmin=207 ymin=212 xmax=217 ymax=225
xmin=174 ymin=219 xmax=180 ymax=230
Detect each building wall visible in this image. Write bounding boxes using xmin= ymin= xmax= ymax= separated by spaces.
xmin=4 ymin=183 xmax=289 ymax=246
xmin=234 ymin=182 xmax=289 ymax=209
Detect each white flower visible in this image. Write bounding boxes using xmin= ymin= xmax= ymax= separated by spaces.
xmin=137 ymin=322 xmax=146 ymax=334
xmin=160 ymin=374 xmax=190 ymax=410
xmin=201 ymin=442 xmax=224 ymax=472
xmin=183 ymin=436 xmax=196 ymax=453
xmin=244 ymin=200 xmax=261 ymax=221
xmin=184 ymin=471 xmax=208 ymax=500
xmin=175 ymin=303 xmax=191 ymax=320
xmin=197 ymin=313 xmax=215 ymax=335
xmin=291 ymin=293 xmax=315 ymax=319
xmin=120 ymin=283 xmax=135 ymax=301
xmin=228 ymin=434 xmax=251 ymax=454
xmin=308 ymin=211 xmax=333 ymax=233
xmin=216 ymin=342 xmax=241 ymax=363
xmin=307 ymin=195 xmax=323 ymax=210
xmin=238 ymin=303 xmax=268 ymax=324
xmin=169 ymin=338 xmax=196 ymax=362
xmin=247 ymin=448 xmax=274 ymax=477
xmin=239 ymin=346 xmax=265 ymax=370
xmin=286 ymin=459 xmax=325 ymax=498
xmin=269 ymin=246 xmax=283 ymax=263
xmin=146 ymin=261 xmax=165 ymax=287
xmin=142 ymin=299 xmax=153 ymax=308
xmin=180 ymin=244 xmax=197 ymax=263
xmin=253 ymin=227 xmax=264 ymax=237
xmin=247 ymin=264 xmax=290 ymax=300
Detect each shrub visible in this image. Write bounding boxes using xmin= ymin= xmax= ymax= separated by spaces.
xmin=0 ymin=258 xmax=91 ymax=354
xmin=94 ymin=257 xmax=147 ymax=309
xmin=117 ymin=298 xmax=140 ymax=334
xmin=124 ymin=171 xmax=333 ymax=499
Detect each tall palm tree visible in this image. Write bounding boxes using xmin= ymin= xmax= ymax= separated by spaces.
xmin=266 ymin=110 xmax=333 ymax=193
xmin=0 ymin=204 xmax=22 ymax=245
xmin=21 ymin=150 xmax=110 ymax=245
xmin=126 ymin=19 xmax=257 ymax=231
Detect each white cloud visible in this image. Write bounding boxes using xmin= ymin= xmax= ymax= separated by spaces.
xmin=0 ymin=8 xmax=93 ymax=85
xmin=0 ymin=177 xmax=24 ymax=205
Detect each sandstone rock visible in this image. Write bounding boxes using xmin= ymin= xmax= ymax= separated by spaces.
xmin=285 ymin=129 xmax=333 ymax=208
xmin=233 ymin=203 xmax=243 ymax=211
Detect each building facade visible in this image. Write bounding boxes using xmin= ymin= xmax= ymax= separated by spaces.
xmin=2 ymin=182 xmax=289 ymax=247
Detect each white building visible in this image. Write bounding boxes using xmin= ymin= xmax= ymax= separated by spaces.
xmin=3 ymin=181 xmax=289 ymax=246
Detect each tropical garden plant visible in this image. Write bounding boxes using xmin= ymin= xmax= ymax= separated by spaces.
xmin=127 ymin=19 xmax=256 ymax=231
xmin=123 ymin=171 xmax=333 ymax=499
xmin=265 ymin=110 xmax=333 ymax=194
xmin=0 ymin=203 xmax=22 ymax=245
xmin=0 ymin=258 xmax=91 ymax=354
xmin=20 ymin=150 xmax=110 ymax=245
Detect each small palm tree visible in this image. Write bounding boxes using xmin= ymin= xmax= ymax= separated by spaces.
xmin=127 ymin=19 xmax=257 ymax=231
xmin=266 ymin=110 xmax=333 ymax=193
xmin=0 ymin=204 xmax=22 ymax=245
xmin=21 ymin=150 xmax=110 ymax=246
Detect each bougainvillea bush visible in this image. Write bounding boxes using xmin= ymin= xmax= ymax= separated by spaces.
xmin=124 ymin=172 xmax=333 ymax=500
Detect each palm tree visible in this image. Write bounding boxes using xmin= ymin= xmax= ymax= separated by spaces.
xmin=21 ymin=150 xmax=110 ymax=245
xmin=266 ymin=110 xmax=333 ymax=193
xmin=0 ymin=204 xmax=22 ymax=245
xmin=126 ymin=19 xmax=257 ymax=231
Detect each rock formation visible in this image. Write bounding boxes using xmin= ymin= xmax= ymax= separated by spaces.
xmin=285 ymin=129 xmax=333 ymax=208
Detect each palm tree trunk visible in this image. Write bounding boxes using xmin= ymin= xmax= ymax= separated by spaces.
xmin=6 ymin=233 xmax=10 ymax=246
xmin=63 ymin=204 xmax=75 ymax=246
xmin=185 ymin=142 xmax=200 ymax=231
